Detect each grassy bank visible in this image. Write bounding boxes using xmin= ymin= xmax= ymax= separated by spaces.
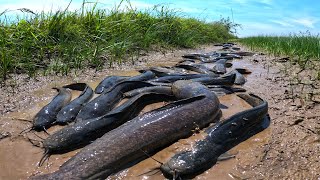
xmin=241 ymin=34 xmax=320 ymax=102
xmin=240 ymin=34 xmax=320 ymax=66
xmin=0 ymin=1 xmax=237 ymax=81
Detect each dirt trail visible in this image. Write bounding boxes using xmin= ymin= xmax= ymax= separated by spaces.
xmin=0 ymin=45 xmax=319 ymax=179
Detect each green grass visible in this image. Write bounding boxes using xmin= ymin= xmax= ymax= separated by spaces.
xmin=0 ymin=0 xmax=237 ymax=81
xmin=240 ymin=33 xmax=320 ymax=65
xmin=240 ymin=33 xmax=320 ymax=102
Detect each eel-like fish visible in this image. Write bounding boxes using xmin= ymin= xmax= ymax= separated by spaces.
xmin=56 ymin=83 xmax=93 ymax=124
xmin=42 ymin=93 xmax=175 ymax=154
xmin=75 ymin=81 xmax=154 ymax=122
xmin=31 ymin=80 xmax=221 ymax=179
xmin=161 ymin=93 xmax=270 ymax=179
xmin=32 ymin=88 xmax=71 ymax=131
xmin=95 ymin=76 xmax=128 ymax=94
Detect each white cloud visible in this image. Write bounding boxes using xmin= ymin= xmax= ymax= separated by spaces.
xmin=237 ymin=21 xmax=291 ymax=37
xmin=291 ymin=18 xmax=317 ymax=28
xmin=270 ymin=19 xmax=294 ymax=27
xmin=261 ymin=0 xmax=273 ymax=5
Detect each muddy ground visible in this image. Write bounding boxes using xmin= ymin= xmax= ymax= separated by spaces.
xmin=0 ymin=45 xmax=319 ymax=180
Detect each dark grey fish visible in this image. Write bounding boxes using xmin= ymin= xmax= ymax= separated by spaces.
xmin=175 ymin=63 xmax=217 ymax=75
xmin=226 ymin=70 xmax=246 ymax=85
xmin=32 ymin=88 xmax=71 ymax=131
xmin=181 ymin=54 xmax=203 ymax=60
xmin=126 ymin=70 xmax=155 ymax=81
xmin=230 ymin=51 xmax=255 ymax=56
xmin=31 ymin=80 xmax=221 ymax=180
xmin=42 ymin=93 xmax=175 ymax=154
xmin=148 ymin=74 xmax=209 ymax=83
xmin=124 ymin=86 xmax=173 ymax=98
xmin=75 ymin=81 xmax=154 ymax=122
xmin=146 ymin=67 xmax=185 ymax=77
xmin=207 ymin=85 xmax=246 ymax=94
xmin=192 ymin=73 xmax=235 ymax=85
xmin=210 ymin=87 xmax=244 ymax=96
xmin=182 ymin=52 xmax=219 ymax=59
xmin=56 ymin=83 xmax=93 ymax=124
xmin=200 ymin=55 xmax=234 ymax=63
xmin=222 ymin=43 xmax=233 ymax=48
xmin=235 ymin=68 xmax=252 ymax=74
xmin=161 ymin=93 xmax=270 ymax=179
xmin=95 ymin=76 xmax=128 ymax=94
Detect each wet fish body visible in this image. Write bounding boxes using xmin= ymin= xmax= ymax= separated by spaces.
xmin=95 ymin=76 xmax=128 ymax=94
xmin=43 ymin=93 xmax=175 ymax=154
xmin=32 ymin=88 xmax=72 ymax=131
xmin=175 ymin=64 xmax=217 ymax=75
xmin=192 ymin=73 xmax=235 ymax=85
xmin=126 ymin=70 xmax=155 ymax=81
xmin=147 ymin=67 xmax=185 ymax=77
xmin=148 ymin=74 xmax=210 ymax=83
xmin=56 ymin=83 xmax=93 ymax=124
xmin=224 ymin=70 xmax=246 ymax=85
xmin=124 ymin=86 xmax=173 ymax=98
xmin=32 ymin=80 xmax=221 ymax=180
xmin=75 ymin=81 xmax=154 ymax=121
xmin=161 ymin=93 xmax=269 ymax=179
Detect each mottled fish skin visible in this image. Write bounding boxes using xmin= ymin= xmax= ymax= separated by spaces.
xmin=235 ymin=68 xmax=252 ymax=74
xmin=95 ymin=76 xmax=128 ymax=94
xmin=32 ymin=88 xmax=72 ymax=131
xmin=43 ymin=93 xmax=175 ymax=154
xmin=94 ymin=71 xmax=155 ymax=94
xmin=75 ymin=81 xmax=154 ymax=122
xmin=233 ymin=70 xmax=246 ymax=85
xmin=146 ymin=67 xmax=186 ymax=77
xmin=191 ymin=73 xmax=236 ymax=86
xmin=212 ymin=59 xmax=228 ymax=74
xmin=124 ymin=86 xmax=173 ymax=98
xmin=161 ymin=93 xmax=269 ymax=179
xmin=31 ymin=80 xmax=221 ymax=180
xmin=224 ymin=69 xmax=246 ymax=85
xmin=208 ymin=85 xmax=246 ymax=96
xmin=56 ymin=83 xmax=94 ymax=124
xmin=126 ymin=70 xmax=155 ymax=81
xmin=175 ymin=63 xmax=217 ymax=75
xmin=148 ymin=74 xmax=209 ymax=83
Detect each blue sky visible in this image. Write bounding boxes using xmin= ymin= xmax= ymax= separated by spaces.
xmin=0 ymin=0 xmax=319 ymax=37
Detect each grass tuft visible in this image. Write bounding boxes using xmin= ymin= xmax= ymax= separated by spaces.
xmin=240 ymin=33 xmax=320 ymax=62
xmin=240 ymin=33 xmax=320 ymax=104
xmin=0 ymin=0 xmax=237 ymax=81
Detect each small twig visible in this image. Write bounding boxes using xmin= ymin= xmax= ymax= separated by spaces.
xmin=11 ymin=118 xmax=32 ymax=122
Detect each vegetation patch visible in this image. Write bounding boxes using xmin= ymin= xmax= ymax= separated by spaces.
xmin=240 ymin=33 xmax=320 ymax=105
xmin=0 ymin=0 xmax=237 ymax=81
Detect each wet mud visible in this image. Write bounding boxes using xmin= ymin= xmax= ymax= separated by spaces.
xmin=0 ymin=45 xmax=318 ymax=179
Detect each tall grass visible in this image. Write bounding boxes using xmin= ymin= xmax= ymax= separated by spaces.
xmin=240 ymin=33 xmax=320 ymax=63
xmin=0 ymin=1 xmax=236 ymax=81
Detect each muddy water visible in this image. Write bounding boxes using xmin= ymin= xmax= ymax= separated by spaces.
xmin=0 ymin=57 xmax=271 ymax=180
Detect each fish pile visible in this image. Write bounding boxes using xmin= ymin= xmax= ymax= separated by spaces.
xmin=27 ymin=43 xmax=270 ymax=180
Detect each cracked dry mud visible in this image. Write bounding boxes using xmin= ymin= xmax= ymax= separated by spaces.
xmin=0 ymin=45 xmax=319 ymax=179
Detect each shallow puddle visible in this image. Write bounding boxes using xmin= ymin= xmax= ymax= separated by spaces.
xmin=0 ymin=56 xmax=271 ymax=179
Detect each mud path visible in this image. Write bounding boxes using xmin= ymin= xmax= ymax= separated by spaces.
xmin=0 ymin=45 xmax=319 ymax=179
